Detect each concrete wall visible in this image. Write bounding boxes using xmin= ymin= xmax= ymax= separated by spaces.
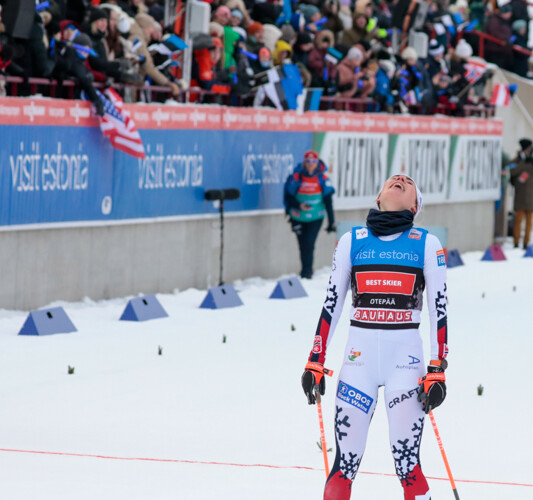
xmin=0 ymin=200 xmax=494 ymax=311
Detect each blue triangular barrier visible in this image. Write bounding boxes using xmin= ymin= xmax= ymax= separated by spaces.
xmin=200 ymin=285 xmax=243 ymax=309
xmin=446 ymin=249 xmax=464 ymax=268
xmin=18 ymin=307 xmax=77 ymax=336
xmin=524 ymin=245 xmax=533 ymax=258
xmin=481 ymin=244 xmax=506 ymax=261
xmin=120 ymin=294 xmax=168 ymax=322
xmin=270 ymin=276 xmax=308 ymax=299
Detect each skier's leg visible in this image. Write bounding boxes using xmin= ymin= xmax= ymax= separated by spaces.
xmin=383 ymin=333 xmax=430 ymax=500
xmin=324 ymin=336 xmax=379 ymax=500
xmin=385 ymin=388 xmax=430 ymax=500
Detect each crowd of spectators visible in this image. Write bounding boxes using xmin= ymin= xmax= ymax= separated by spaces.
xmin=0 ymin=0 xmax=531 ymax=114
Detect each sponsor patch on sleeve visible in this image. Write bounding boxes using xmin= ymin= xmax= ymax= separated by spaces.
xmin=337 ymin=380 xmax=374 ymax=413
xmin=436 ymin=249 xmax=446 ymax=267
xmin=312 ymin=335 xmax=322 ymax=353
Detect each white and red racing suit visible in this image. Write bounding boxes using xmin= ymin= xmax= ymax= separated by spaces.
xmin=308 ymin=226 xmax=448 ymax=500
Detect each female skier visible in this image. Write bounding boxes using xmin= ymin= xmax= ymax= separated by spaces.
xmin=302 ymin=174 xmax=448 ymax=499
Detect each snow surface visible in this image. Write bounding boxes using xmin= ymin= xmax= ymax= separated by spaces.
xmin=0 ymin=243 xmax=532 ymax=499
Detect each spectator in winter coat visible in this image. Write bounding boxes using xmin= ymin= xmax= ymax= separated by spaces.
xmin=485 ymin=4 xmax=514 ymax=70
xmin=284 ymin=150 xmax=336 ymax=279
xmin=84 ymin=7 xmax=141 ymax=85
xmin=191 ymin=37 xmax=231 ymax=93
xmin=373 ymin=58 xmax=395 ymax=111
xmin=272 ymin=40 xmax=293 ymax=65
xmin=246 ymin=22 xmax=265 ymax=54
xmin=511 ymin=19 xmax=529 ymax=78
xmin=129 ymin=13 xmax=182 ymax=96
xmin=293 ymin=31 xmax=314 ymax=66
xmin=322 ymin=0 xmax=344 ymax=39
xmin=511 ymin=138 xmax=533 ymax=249
xmin=307 ymin=30 xmax=335 ymax=81
xmin=51 ymin=33 xmax=104 ymax=115
xmin=340 ymin=12 xmax=371 ymax=46
xmin=336 ymin=46 xmax=376 ymax=97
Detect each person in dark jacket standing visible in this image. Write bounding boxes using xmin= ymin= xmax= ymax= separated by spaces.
xmin=284 ymin=150 xmax=336 ymax=279
xmin=511 ymin=138 xmax=533 ymax=249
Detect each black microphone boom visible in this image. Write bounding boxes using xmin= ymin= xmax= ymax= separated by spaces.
xmin=204 ymin=187 xmax=241 ymax=286
xmin=204 ymin=188 xmax=241 ymax=201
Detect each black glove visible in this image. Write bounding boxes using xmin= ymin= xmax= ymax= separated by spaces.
xmin=326 ymin=222 xmax=337 ymax=234
xmin=417 ymin=359 xmax=447 ymax=413
xmin=301 ymin=362 xmax=326 ymax=405
xmin=290 ymin=219 xmax=303 ymax=236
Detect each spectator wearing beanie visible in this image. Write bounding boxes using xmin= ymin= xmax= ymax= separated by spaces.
xmin=246 ymin=22 xmax=265 ymax=53
xmin=83 ymin=8 xmax=126 ymax=83
xmin=299 ymin=4 xmax=322 ymax=32
xmin=225 ymin=0 xmax=251 ymax=25
xmin=293 ymin=31 xmax=314 ymax=66
xmin=280 ymin=24 xmax=297 ymax=47
xmin=336 ymin=47 xmax=375 ymax=97
xmin=425 ymin=39 xmax=447 ymax=78
xmin=448 ymin=39 xmax=472 ymax=103
xmin=230 ymin=9 xmax=243 ymax=27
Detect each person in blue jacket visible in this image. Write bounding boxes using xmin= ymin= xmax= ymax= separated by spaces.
xmin=284 ymin=150 xmax=336 ymax=279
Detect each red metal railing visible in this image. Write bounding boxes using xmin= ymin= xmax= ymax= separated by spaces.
xmin=459 ymin=29 xmax=532 ymax=59
xmin=0 ymin=75 xmax=494 ymax=117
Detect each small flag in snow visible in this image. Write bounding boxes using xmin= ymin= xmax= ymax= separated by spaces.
xmin=490 ymin=83 xmax=512 ymax=106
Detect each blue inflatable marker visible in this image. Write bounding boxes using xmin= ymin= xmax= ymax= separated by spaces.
xmin=120 ymin=294 xmax=169 ymax=322
xmin=446 ymin=249 xmax=464 ymax=268
xmin=200 ymin=285 xmax=243 ymax=309
xmin=481 ymin=244 xmax=506 ymax=261
xmin=19 ymin=307 xmax=77 ymax=336
xmin=270 ymin=276 xmax=308 ymax=299
xmin=523 ymin=244 xmax=533 ymax=257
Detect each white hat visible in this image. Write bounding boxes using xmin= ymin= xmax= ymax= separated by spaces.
xmin=117 ymin=15 xmax=131 ymax=34
xmin=401 ymin=46 xmax=418 ymax=61
xmin=346 ymin=47 xmax=363 ymax=60
xmin=428 ymin=39 xmax=445 ymax=57
xmin=454 ymin=39 xmax=473 ymax=59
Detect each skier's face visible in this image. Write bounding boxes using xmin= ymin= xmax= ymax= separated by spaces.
xmin=377 ymin=175 xmax=417 ymax=214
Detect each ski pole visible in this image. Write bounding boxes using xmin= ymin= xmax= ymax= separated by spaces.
xmin=314 ymin=367 xmax=334 ymax=478
xmin=429 ymin=410 xmax=460 ymax=500
xmin=315 ymin=391 xmax=330 ymax=478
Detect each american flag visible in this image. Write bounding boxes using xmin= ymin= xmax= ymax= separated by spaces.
xmin=86 ymin=88 xmax=146 ymax=159
xmin=464 ymin=59 xmax=487 ymax=85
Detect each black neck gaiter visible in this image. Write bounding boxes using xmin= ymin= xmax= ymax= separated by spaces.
xmin=366 ymin=209 xmax=414 ymax=236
